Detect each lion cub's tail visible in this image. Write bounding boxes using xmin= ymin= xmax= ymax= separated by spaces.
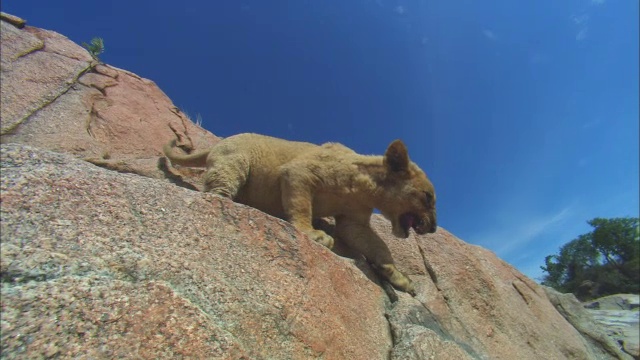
xmin=163 ymin=140 xmax=211 ymax=168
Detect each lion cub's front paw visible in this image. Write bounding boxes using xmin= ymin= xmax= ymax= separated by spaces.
xmin=380 ymin=264 xmax=416 ymax=296
xmin=307 ymin=229 xmax=335 ymax=249
xmin=398 ymin=280 xmax=416 ymax=297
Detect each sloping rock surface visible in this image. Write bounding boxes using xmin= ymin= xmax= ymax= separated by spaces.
xmin=544 ymin=287 xmax=634 ymax=360
xmin=585 ymin=295 xmax=640 ymax=359
xmin=0 ymin=144 xmax=392 ymax=359
xmin=371 ymin=218 xmax=624 ymax=360
xmin=0 ymin=144 xmax=624 ymax=360
xmin=586 ymin=294 xmax=640 ymax=311
xmin=0 ymin=15 xmax=218 ymax=187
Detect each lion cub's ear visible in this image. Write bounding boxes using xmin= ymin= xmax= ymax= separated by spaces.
xmin=384 ymin=139 xmax=410 ymax=172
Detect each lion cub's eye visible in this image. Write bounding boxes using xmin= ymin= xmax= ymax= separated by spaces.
xmin=423 ymin=191 xmax=433 ymax=207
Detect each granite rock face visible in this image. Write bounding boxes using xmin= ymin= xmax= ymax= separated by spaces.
xmin=371 ymin=217 xmax=619 ymax=360
xmin=0 ymin=14 xmax=218 ymax=188
xmin=1 ymin=143 xmax=626 ymax=359
xmin=0 ymin=144 xmax=392 ymax=359
xmin=585 ymin=295 xmax=640 ymax=359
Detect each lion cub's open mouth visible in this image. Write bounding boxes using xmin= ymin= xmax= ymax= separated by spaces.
xmin=399 ymin=212 xmax=430 ymax=236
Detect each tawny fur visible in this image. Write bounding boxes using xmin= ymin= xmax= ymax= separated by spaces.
xmin=164 ymin=133 xmax=437 ymax=295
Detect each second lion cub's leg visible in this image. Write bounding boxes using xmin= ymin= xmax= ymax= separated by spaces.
xmin=335 ymin=216 xmax=416 ymax=295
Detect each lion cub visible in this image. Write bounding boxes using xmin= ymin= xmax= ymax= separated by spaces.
xmin=164 ymin=133 xmax=437 ymax=295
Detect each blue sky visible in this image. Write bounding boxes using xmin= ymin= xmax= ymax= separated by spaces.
xmin=5 ymin=0 xmax=638 ymax=281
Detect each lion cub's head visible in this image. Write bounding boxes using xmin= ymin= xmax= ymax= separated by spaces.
xmin=378 ymin=140 xmax=437 ymax=238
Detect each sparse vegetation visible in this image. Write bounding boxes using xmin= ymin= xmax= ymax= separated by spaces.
xmin=180 ymin=107 xmax=204 ymax=127
xmin=82 ymin=37 xmax=105 ymax=61
xmin=541 ymin=217 xmax=639 ymax=300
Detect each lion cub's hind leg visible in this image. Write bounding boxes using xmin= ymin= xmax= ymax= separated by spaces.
xmin=202 ymin=155 xmax=250 ymax=198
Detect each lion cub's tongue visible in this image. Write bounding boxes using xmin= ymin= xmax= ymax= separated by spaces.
xmin=400 ymin=213 xmax=415 ymax=229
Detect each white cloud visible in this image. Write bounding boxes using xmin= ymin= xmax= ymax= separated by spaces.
xmin=582 ymin=118 xmax=601 ymax=129
xmin=571 ymin=14 xmax=590 ymax=25
xmin=482 ymin=29 xmax=497 ymax=41
xmin=576 ymin=28 xmax=588 ymax=41
xmin=394 ymin=6 xmax=406 ymax=15
xmin=470 ymin=206 xmax=573 ymax=259
xmin=578 ymin=158 xmax=589 ymax=167
xmin=571 ymin=13 xmax=591 ymax=41
xmin=529 ymin=52 xmax=550 ymax=65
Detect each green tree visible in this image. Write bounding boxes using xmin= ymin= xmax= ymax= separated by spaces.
xmin=82 ymin=37 xmax=105 ymax=61
xmin=541 ymin=217 xmax=639 ymax=300
xmin=589 ymin=217 xmax=639 ymax=264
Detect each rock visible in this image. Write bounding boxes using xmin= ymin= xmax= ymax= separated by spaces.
xmin=544 ymin=287 xmax=634 ymax=359
xmin=0 ymin=144 xmax=392 ymax=359
xmin=2 ymin=144 xmax=625 ymax=359
xmin=386 ymin=299 xmax=478 ymax=359
xmin=371 ymin=217 xmax=613 ymax=360
xmin=584 ymin=295 xmax=640 ymax=359
xmin=585 ymin=294 xmax=640 ymax=311
xmin=0 ymin=12 xmax=25 ymax=29
xmin=0 ymin=14 xmax=218 ymax=187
